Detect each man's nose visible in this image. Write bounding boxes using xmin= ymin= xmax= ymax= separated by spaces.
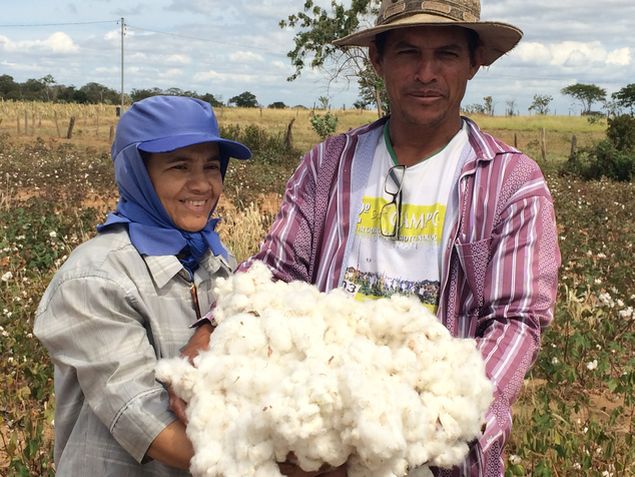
xmin=414 ymin=56 xmax=439 ymax=83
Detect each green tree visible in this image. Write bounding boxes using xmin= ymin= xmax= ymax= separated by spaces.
xmin=280 ymin=1 xmax=388 ymax=115
xmin=561 ymin=83 xmax=606 ymax=115
xmin=528 ymin=94 xmax=553 ymax=115
xmin=22 ymin=78 xmax=47 ymax=100
xmin=0 ymin=74 xmax=18 ymax=98
xmin=130 ymin=88 xmax=164 ymax=102
xmin=79 ymin=82 xmax=119 ymax=104
xmin=199 ymin=93 xmax=224 ymax=108
xmin=40 ymin=74 xmax=56 ymax=101
xmin=268 ymin=101 xmax=287 ymax=109
xmin=612 ymin=83 xmax=635 ymax=115
xmin=229 ymin=91 xmax=258 ymax=108
xmin=483 ymin=96 xmax=494 ymax=116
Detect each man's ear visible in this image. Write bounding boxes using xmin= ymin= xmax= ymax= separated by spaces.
xmin=369 ymin=42 xmax=384 ymax=78
xmin=468 ymin=45 xmax=484 ymax=79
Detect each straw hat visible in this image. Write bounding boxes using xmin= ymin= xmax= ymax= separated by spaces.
xmin=333 ymin=0 xmax=523 ymax=66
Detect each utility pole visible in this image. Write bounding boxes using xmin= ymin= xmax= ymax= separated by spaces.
xmin=120 ymin=17 xmax=125 ymax=111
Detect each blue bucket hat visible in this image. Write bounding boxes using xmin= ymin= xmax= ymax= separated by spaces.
xmin=112 ymin=95 xmax=251 ymax=168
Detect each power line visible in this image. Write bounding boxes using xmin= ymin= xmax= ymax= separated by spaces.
xmin=0 ymin=20 xmax=116 ymax=27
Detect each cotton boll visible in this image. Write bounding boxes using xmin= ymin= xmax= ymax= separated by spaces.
xmin=154 ymin=356 xmax=197 ymax=402
xmin=159 ymin=261 xmax=493 ymax=477
xmin=259 ymin=312 xmax=294 ymax=353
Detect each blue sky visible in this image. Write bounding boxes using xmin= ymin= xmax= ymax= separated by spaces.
xmin=1 ymin=0 xmax=633 ymax=115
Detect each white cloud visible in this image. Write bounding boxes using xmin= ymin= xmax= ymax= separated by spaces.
xmin=104 ymin=30 xmax=119 ymax=42
xmin=272 ymin=60 xmax=289 ymax=70
xmin=514 ymin=41 xmax=631 ymax=68
xmin=194 ymin=70 xmax=222 ymax=81
xmin=128 ymin=52 xmax=148 ymax=61
xmin=158 ymin=68 xmax=184 ymax=79
xmin=95 ymin=66 xmax=119 ymax=74
xmin=47 ymin=32 xmax=79 ymax=53
xmin=513 ymin=42 xmax=551 ymax=63
xmin=229 ymin=51 xmax=264 ymax=63
xmin=193 ymin=70 xmax=257 ymax=83
xmin=0 ymin=32 xmax=79 ymax=54
xmin=606 ymin=48 xmax=631 ymax=66
xmin=165 ymin=54 xmax=191 ymax=65
xmin=0 ymin=59 xmax=45 ymax=73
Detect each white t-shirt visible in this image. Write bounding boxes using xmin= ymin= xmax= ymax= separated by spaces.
xmin=341 ymin=121 xmax=468 ymax=312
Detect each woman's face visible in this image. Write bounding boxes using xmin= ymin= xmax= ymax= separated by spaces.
xmin=145 ymin=142 xmax=223 ymax=232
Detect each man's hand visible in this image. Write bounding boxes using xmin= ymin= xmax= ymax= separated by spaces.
xmin=169 ymin=321 xmax=215 ymax=423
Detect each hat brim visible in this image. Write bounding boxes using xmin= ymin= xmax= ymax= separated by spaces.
xmin=138 ymin=133 xmax=252 ymax=160
xmin=333 ymin=13 xmax=523 ymax=66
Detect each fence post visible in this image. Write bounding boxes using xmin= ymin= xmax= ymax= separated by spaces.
xmin=284 ymin=118 xmax=295 ymax=150
xmin=569 ymin=135 xmax=577 ymax=162
xmin=24 ymin=111 xmax=28 ymax=136
xmin=514 ymin=133 xmax=518 ymax=148
xmin=54 ymin=111 xmax=61 ymax=138
xmin=109 ymin=125 xmax=115 ymax=143
xmin=540 ymin=128 xmax=547 ymax=161
xmin=67 ymin=117 xmax=76 ymax=139
xmin=16 ymin=115 xmax=20 ymax=135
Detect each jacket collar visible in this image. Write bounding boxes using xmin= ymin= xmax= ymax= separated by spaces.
xmin=463 ymin=116 xmax=520 ymax=163
xmin=143 ymin=252 xmax=231 ymax=289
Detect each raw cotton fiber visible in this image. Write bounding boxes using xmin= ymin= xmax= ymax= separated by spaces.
xmin=156 ymin=261 xmax=493 ymax=477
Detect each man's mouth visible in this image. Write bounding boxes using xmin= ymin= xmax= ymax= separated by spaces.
xmin=411 ymin=90 xmax=444 ymax=98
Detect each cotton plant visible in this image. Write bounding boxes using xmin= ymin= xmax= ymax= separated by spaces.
xmin=156 ymin=261 xmax=493 ymax=477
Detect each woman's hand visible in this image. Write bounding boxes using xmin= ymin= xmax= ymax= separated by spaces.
xmin=278 ymin=453 xmax=347 ymax=477
xmin=168 ymin=321 xmax=215 ymax=423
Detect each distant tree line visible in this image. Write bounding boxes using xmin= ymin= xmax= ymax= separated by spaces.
xmin=0 ymin=74 xmax=123 ymax=104
xmin=0 ymin=74 xmax=296 ymax=109
xmin=461 ymin=83 xmax=635 ymax=118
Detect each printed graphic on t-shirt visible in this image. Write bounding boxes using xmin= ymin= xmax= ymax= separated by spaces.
xmin=342 ymin=266 xmax=439 ymax=311
xmin=356 ymin=196 xmax=446 ymax=243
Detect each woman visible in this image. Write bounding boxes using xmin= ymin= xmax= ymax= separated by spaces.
xmin=34 ymin=95 xmax=251 ymax=475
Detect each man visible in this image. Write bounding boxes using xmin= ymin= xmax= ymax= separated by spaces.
xmin=185 ymin=1 xmax=560 ymax=476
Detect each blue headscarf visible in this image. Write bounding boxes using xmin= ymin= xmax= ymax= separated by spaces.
xmin=97 ymin=144 xmax=227 ymax=273
xmin=98 ymin=96 xmax=251 ymax=273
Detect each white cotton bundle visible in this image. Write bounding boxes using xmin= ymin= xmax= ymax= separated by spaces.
xmin=156 ymin=261 xmax=493 ymax=477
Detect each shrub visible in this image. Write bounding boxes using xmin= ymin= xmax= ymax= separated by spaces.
xmin=607 ymin=114 xmax=635 ymax=151
xmin=564 ymin=114 xmax=635 ymax=181
xmin=309 ymin=111 xmax=338 ymax=140
xmin=219 ymin=124 xmax=298 ymax=166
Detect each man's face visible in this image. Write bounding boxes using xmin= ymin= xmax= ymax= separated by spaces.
xmin=370 ymin=26 xmax=481 ymax=133
xmin=145 ymin=142 xmax=223 ymax=232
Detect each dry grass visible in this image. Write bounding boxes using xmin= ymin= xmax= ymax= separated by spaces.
xmin=216 ymin=195 xmax=281 ymax=263
xmin=0 ymin=100 xmax=607 ymax=161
